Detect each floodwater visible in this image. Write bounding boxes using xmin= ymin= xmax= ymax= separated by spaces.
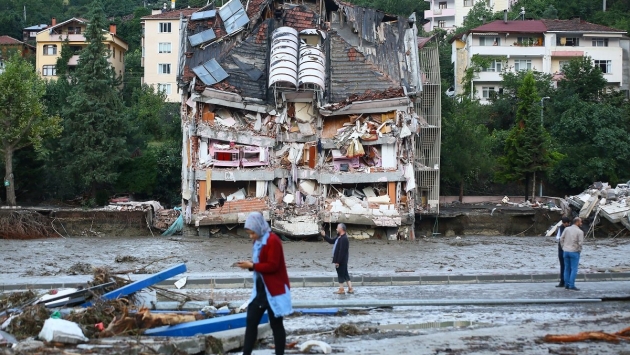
xmin=1 ymin=235 xmax=629 ymax=278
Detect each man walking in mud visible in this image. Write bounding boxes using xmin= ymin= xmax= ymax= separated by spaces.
xmin=560 ymin=217 xmax=584 ymax=291
xmin=555 ymin=217 xmax=571 ymax=288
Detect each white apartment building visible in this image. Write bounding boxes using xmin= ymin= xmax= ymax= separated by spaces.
xmin=451 ymin=18 xmax=629 ymax=101
xmin=141 ymin=8 xmax=198 ymax=102
xmin=424 ymin=0 xmax=514 ymax=32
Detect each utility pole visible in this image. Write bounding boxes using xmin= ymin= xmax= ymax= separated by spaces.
xmin=539 ymin=96 xmax=550 ymax=197
xmin=603 ymin=0 xmax=607 ymax=12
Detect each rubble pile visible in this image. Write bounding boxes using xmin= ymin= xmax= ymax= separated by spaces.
xmin=566 ymin=181 xmax=630 ymax=234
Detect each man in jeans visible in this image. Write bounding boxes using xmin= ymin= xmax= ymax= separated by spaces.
xmin=560 ymin=217 xmax=584 ymax=291
xmin=555 ymin=217 xmax=572 ymax=287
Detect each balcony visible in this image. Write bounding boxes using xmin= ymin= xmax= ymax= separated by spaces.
xmin=44 ymin=33 xmax=86 ymax=42
xmin=470 ymin=45 xmax=545 ymax=57
xmin=475 ymin=71 xmax=503 ymax=82
xmin=424 ymin=8 xmax=455 ymax=18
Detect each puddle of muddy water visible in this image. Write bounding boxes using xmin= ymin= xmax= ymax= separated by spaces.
xmin=377 ymin=320 xmax=491 ymax=331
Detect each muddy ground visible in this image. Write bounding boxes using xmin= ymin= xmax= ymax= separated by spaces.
xmin=1 ymin=235 xmax=630 ymax=279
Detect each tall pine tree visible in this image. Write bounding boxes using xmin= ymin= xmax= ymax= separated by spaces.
xmin=496 ymin=72 xmax=559 ymax=201
xmin=61 ymin=1 xmax=129 ymax=200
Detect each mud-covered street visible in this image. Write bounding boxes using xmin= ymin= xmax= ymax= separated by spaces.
xmin=2 ymin=235 xmax=630 ymax=354
xmin=2 ymin=235 xmax=630 ymax=279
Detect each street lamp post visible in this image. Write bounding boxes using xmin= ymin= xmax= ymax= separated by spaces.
xmin=539 ymin=97 xmax=550 ymax=197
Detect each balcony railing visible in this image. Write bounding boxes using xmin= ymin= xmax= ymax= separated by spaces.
xmin=470 ymin=45 xmax=545 ymax=57
xmin=45 ymin=33 xmax=86 ymax=42
xmin=424 ymin=8 xmax=455 ymax=18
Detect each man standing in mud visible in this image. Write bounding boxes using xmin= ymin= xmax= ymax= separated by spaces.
xmin=555 ymin=217 xmax=571 ymax=288
xmin=321 ymin=223 xmax=354 ymax=294
xmin=560 ymin=217 xmax=584 ymax=291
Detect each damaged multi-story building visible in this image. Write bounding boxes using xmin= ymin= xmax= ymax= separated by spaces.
xmin=177 ymin=0 xmax=441 ymax=239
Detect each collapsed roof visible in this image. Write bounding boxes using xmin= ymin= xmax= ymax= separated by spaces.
xmin=179 ymin=0 xmax=421 ymax=110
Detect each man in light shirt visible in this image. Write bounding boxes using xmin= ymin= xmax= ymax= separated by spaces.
xmin=555 ymin=217 xmax=571 ymax=288
xmin=560 ymin=217 xmax=585 ymax=291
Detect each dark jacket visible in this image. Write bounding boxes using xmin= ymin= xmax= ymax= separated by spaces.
xmin=323 ymin=232 xmax=349 ymax=265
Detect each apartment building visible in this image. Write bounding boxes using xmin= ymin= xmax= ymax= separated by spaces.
xmin=424 ymin=0 xmax=514 ymax=32
xmin=177 ymin=0 xmax=436 ymax=239
xmin=35 ymin=18 xmax=128 ymax=81
xmin=451 ymin=18 xmax=628 ymax=100
xmin=141 ymin=8 xmax=198 ymax=102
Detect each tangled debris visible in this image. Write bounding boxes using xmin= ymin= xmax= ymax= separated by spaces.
xmin=0 ymin=211 xmax=57 ymax=240
xmin=66 ymin=299 xmax=131 ymax=338
xmin=334 ymin=323 xmax=363 ymax=337
xmin=6 ymin=304 xmax=49 ymax=340
xmin=0 ymin=290 xmax=37 ymax=311
xmin=66 ymin=262 xmax=94 ymax=275
xmin=543 ymin=326 xmax=630 ymax=344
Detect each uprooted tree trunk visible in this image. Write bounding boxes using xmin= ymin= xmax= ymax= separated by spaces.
xmin=4 ymin=147 xmax=16 ymax=206
xmin=0 ymin=211 xmax=57 ymax=239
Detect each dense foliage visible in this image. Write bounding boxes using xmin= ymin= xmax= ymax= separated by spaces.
xmin=0 ymin=1 xmax=181 ymax=207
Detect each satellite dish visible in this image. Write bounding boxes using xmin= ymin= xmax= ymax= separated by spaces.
xmin=445 ymin=87 xmax=455 ymax=97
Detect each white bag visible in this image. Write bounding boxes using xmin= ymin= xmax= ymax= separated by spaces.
xmin=38 ymin=318 xmax=88 ymax=344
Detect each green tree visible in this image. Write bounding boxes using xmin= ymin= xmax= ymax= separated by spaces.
xmin=490 ymin=70 xmax=553 ymax=130
xmin=441 ymin=97 xmax=494 ymax=201
xmin=557 ymin=56 xmax=607 ymax=102
xmin=460 ymin=1 xmax=496 ymax=32
xmin=496 ymin=72 xmax=560 ymax=200
xmin=0 ymin=54 xmax=62 ymax=205
xmin=542 ymin=5 xmax=559 ymax=19
xmin=549 ymin=99 xmax=630 ymax=189
xmin=60 ymin=1 xmax=130 ymax=198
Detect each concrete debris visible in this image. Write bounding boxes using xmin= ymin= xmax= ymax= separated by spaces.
xmin=565 ymin=181 xmax=630 ymax=234
xmin=11 ymin=338 xmax=44 ymax=352
xmin=179 ymin=1 xmax=434 ymax=238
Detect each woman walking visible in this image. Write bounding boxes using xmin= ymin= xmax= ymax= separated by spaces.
xmin=321 ymin=223 xmax=354 ymax=294
xmin=236 ymin=212 xmax=292 ymax=355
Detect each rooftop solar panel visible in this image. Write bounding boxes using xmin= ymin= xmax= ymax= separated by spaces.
xmin=188 ymin=29 xmax=216 ymax=46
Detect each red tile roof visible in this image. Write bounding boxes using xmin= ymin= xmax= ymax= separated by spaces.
xmin=283 ymin=7 xmax=317 ymax=31
xmin=541 ymin=19 xmax=625 ymax=33
xmin=471 ymin=20 xmax=546 ymax=33
xmin=470 ymin=19 xmax=627 ymax=34
xmin=0 ymin=35 xmax=23 ymax=45
xmin=142 ymin=8 xmax=200 ymax=20
xmin=246 ymin=0 xmax=270 ymax=22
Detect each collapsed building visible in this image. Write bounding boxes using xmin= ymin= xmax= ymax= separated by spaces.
xmin=177 ymin=0 xmax=441 ymax=239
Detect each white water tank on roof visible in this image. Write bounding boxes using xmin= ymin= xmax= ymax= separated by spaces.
xmin=269 ymin=27 xmax=299 ymax=88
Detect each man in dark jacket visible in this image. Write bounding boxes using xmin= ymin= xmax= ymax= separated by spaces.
xmin=321 ymin=223 xmax=354 ymax=294
xmin=555 ymin=216 xmax=571 ymax=288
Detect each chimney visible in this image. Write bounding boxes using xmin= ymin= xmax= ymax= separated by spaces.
xmin=503 ymin=9 xmax=507 ymax=23
xmin=109 ymin=23 xmax=117 ymax=35
xmin=171 ymin=0 xmax=175 ymax=9
xmin=51 ymin=17 xmax=56 ymax=26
